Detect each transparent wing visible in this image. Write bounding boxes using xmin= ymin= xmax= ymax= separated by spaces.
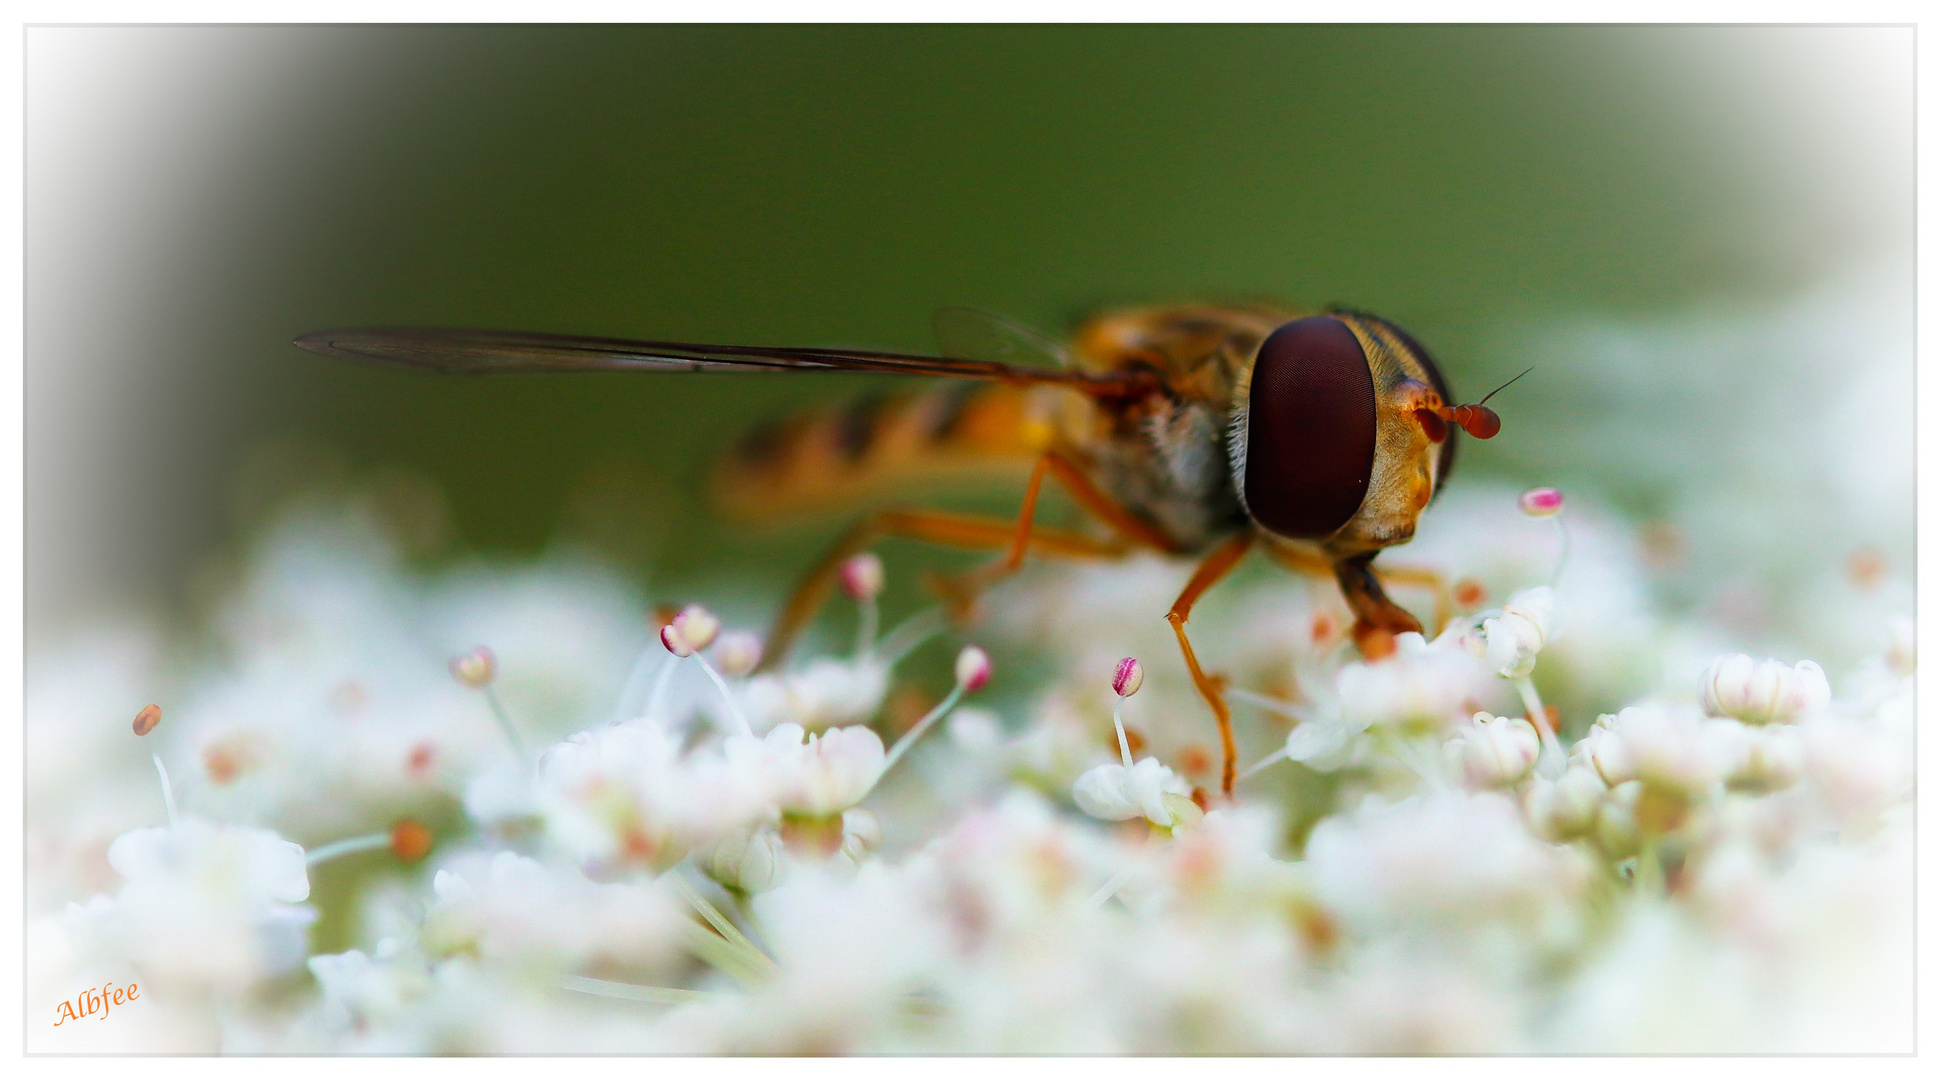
xmin=931 ymin=307 xmax=1071 ymax=371
xmin=295 ymin=326 xmax=1113 ymax=387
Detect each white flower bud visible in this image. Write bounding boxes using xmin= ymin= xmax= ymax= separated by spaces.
xmin=1072 ymin=757 xmax=1194 ymax=827
xmin=1445 ymin=712 xmax=1540 ymax=788
xmin=715 ymin=631 xmax=764 ymax=678
xmin=840 ymin=807 xmax=882 ymax=859
xmin=1482 ymin=586 xmax=1554 ymax=679
xmin=767 ymin=723 xmax=886 ymax=817
xmin=1698 ymin=653 xmax=1830 ymax=725
xmin=1580 ymin=705 xmax=1732 ymax=796
xmin=708 ymin=828 xmax=785 ymax=893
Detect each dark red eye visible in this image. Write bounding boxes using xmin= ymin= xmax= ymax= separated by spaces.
xmin=1243 ymin=316 xmax=1376 ymax=539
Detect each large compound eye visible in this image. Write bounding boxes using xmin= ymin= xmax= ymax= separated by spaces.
xmin=1243 ymin=316 xmax=1377 ymax=539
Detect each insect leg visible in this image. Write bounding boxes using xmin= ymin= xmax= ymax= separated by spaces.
xmin=755 ymin=508 xmax=1132 ymax=673
xmin=1332 ymin=552 xmax=1425 ymax=659
xmin=1370 ymin=563 xmax=1454 ymax=635
xmin=936 ymin=450 xmax=1184 ymax=608
xmin=1165 ymin=531 xmax=1256 ymax=797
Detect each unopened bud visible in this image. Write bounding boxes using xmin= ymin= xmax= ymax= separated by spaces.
xmin=838 ymin=552 xmax=885 ymax=602
xmin=955 ymin=645 xmax=992 ymax=692
xmin=841 ymin=807 xmax=883 ymax=856
xmin=132 ymin=703 xmax=162 ymax=737
xmin=1446 ymin=712 xmax=1540 ymax=788
xmin=1112 ymin=656 xmax=1144 ymax=698
xmin=716 ymin=631 xmax=764 ymax=677
xmin=1699 ymin=653 xmax=1829 ymax=725
xmin=390 ymin=820 xmax=434 ymax=862
xmin=672 ymin=605 xmax=720 ymax=652
xmin=449 ymin=646 xmax=497 ymax=688
xmin=1519 ymin=487 xmax=1564 ymax=517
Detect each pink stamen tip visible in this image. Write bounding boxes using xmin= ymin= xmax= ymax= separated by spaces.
xmin=660 ymin=623 xmax=694 ymax=658
xmin=1519 ymin=488 xmax=1564 ymax=517
xmin=1112 ymin=657 xmax=1144 ymax=698
xmin=449 ymin=646 xmax=497 ymax=688
xmin=838 ymin=552 xmax=885 ymax=602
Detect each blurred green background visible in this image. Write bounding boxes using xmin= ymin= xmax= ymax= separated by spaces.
xmin=27 ymin=25 xmax=1912 ymax=643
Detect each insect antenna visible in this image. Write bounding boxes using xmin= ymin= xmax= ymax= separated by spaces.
xmin=1476 ymin=367 xmax=1532 ymax=407
xmin=1438 ymin=367 xmax=1531 ymax=441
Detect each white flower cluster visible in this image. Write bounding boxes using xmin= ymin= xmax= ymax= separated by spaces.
xmin=25 ymin=485 xmax=1914 ymax=1054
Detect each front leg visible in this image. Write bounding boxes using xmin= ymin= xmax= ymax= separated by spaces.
xmin=1333 ymin=551 xmax=1423 ymax=660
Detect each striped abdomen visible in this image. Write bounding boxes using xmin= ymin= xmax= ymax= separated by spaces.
xmin=710 ymin=381 xmax=1061 ymax=523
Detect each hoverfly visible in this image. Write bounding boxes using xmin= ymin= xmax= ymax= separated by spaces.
xmin=296 ymin=303 xmax=1511 ymax=795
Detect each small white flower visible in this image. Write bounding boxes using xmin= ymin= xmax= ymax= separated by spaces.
xmin=739 ymin=657 xmax=890 ymax=733
xmin=1482 ymin=586 xmax=1555 ymax=679
xmin=533 ymin=718 xmax=768 ymax=872
xmin=1337 ymin=631 xmax=1491 ymax=735
xmin=420 ymin=850 xmax=684 ymax=974
xmin=70 ymin=818 xmax=315 ymax=993
xmin=766 ymin=723 xmax=886 ymax=817
xmin=706 ymin=827 xmax=787 ymax=893
xmin=1699 ymin=653 xmax=1830 ymax=725
xmin=1576 ymin=705 xmax=1734 ymax=795
xmin=1444 ymin=712 xmax=1541 ymax=788
xmin=1072 ymin=757 xmax=1199 ymax=828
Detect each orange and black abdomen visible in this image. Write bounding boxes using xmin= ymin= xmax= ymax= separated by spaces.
xmin=710 ymin=381 xmax=1053 ymax=524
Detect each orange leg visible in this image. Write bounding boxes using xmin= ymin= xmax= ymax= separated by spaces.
xmin=1373 ymin=563 xmax=1454 ymax=636
xmin=757 ymin=491 xmax=1160 ymax=674
xmin=959 ymin=450 xmax=1185 ymax=590
xmin=1263 ymin=543 xmax=1429 ymax=658
xmin=1333 ymin=552 xmax=1423 ymax=658
xmin=1166 ymin=531 xmax=1256 ymax=797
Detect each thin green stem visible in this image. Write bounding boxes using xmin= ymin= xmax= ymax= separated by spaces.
xmin=1112 ymin=701 xmax=1133 ymax=768
xmin=152 ymin=753 xmax=178 ymax=827
xmin=881 ymin=684 xmax=966 ymax=777
xmin=855 ymin=598 xmax=879 ymax=659
xmin=482 ymin=686 xmax=530 ymax=762
xmin=875 ymin=607 xmax=946 ymax=667
xmin=1514 ymin=675 xmax=1565 ymax=778
xmin=557 ymin=974 xmax=724 ymax=1005
xmin=693 ymin=655 xmax=754 ymax=737
xmin=1372 ymin=727 xmax=1440 ymax=788
xmin=668 ymin=872 xmax=775 ymax=983
xmin=1236 ymin=746 xmax=1290 ymax=784
xmin=306 ymin=832 xmax=390 ymax=866
xmin=1228 ymin=688 xmax=1319 ymax=724
xmin=1086 ymin=868 xmax=1131 ymax=908
xmin=1551 ymin=514 xmax=1571 ymax=587
xmin=643 ymin=655 xmax=682 ymax=725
